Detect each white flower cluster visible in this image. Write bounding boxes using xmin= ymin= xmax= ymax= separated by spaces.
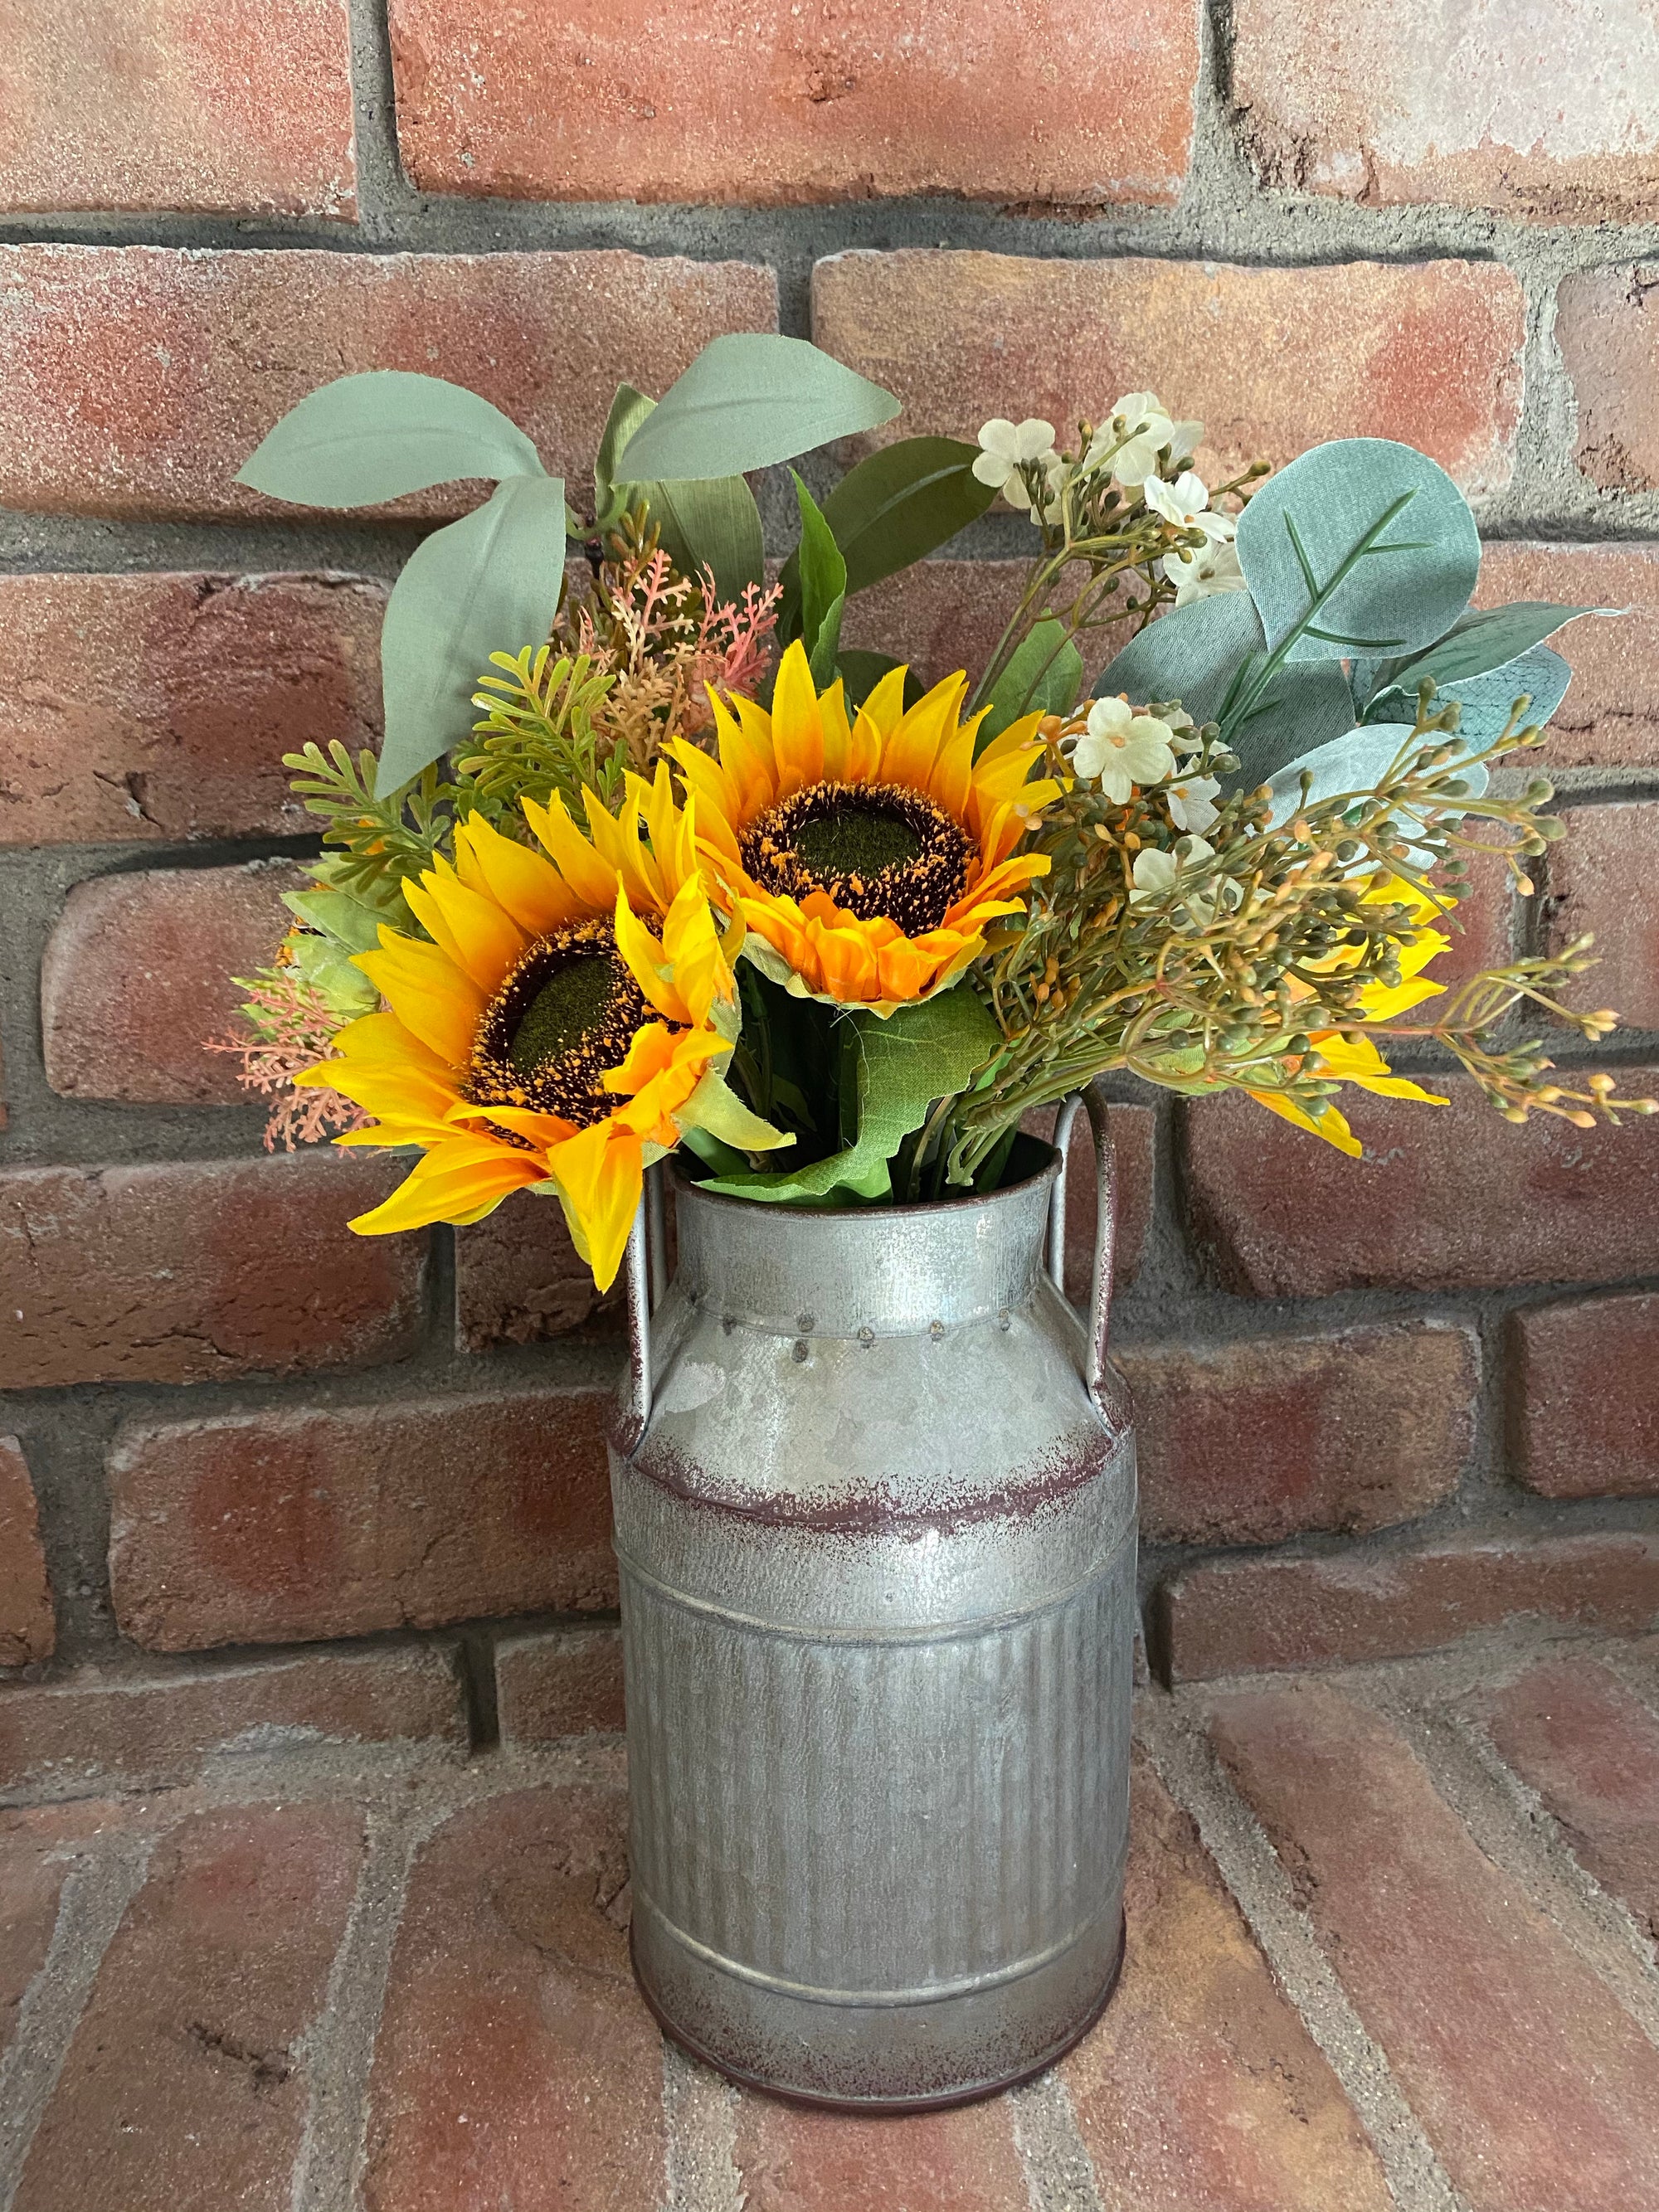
xmin=1066 ymin=695 xmax=1220 ymax=828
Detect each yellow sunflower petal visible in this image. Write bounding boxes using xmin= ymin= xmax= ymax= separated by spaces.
xmin=454 ymin=814 xmax=586 ymax=939
xmin=1245 ymin=1090 xmax=1364 ymax=1156
xmin=348 ymin=1142 xmax=545 ymax=1234
xmin=356 ymin=931 xmax=485 ymax=1070
xmin=858 ymin=663 xmax=910 ymax=741
xmin=401 ymin=860 xmax=527 ymax=994
xmin=544 ymin=1121 xmax=644 ymax=1294
xmin=770 ymin=639 xmax=825 ymax=796
xmin=613 ymin=887 xmax=689 ymax=1027
xmin=523 ymin=790 xmax=622 ymax=910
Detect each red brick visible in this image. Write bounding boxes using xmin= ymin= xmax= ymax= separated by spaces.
xmin=1062 ymin=1757 xmax=1391 ymax=2211
xmin=0 ymin=571 xmax=386 ymax=847
xmin=0 ymin=1155 xmax=426 ymax=1389
xmin=1184 ymin=1070 xmax=1659 ymax=1296
xmin=41 ymin=859 xmax=301 ymax=1106
xmin=0 ymin=246 xmax=776 ymax=519
xmin=733 ymin=2090 xmax=1028 ymax=2212
xmin=1477 ymin=1657 xmax=1659 ymax=1956
xmin=1126 ymin=1320 xmax=1474 ymax=1548
xmin=109 ymin=1386 xmax=615 ymax=1652
xmin=1158 ymin=1533 xmax=1659 ymax=1682
xmin=1512 ymin=1291 xmax=1659 ymax=1499
xmin=1428 ymin=842 xmax=1514 ymax=986
xmin=455 ymin=1203 xmax=624 ymax=1351
xmin=1472 ymin=544 xmax=1659 ymax=769
xmin=0 ymin=1436 xmax=54 ymax=1668
xmin=0 ymin=1644 xmax=465 ymax=1794
xmin=1559 ymin=267 xmax=1659 ymax=493
xmin=494 ymin=1627 xmax=625 ymax=1743
xmin=390 ymin=0 xmax=1195 ymax=209
xmin=14 ymin=1803 xmax=362 ymax=2212
xmin=1209 ymin=1680 xmax=1659 ymax=2210
xmin=1544 ymin=801 xmax=1659 ymax=1031
xmin=1021 ymin=1099 xmax=1155 ymax=1300
xmin=813 ymin=253 xmax=1525 ymax=498
xmin=0 ymin=0 xmax=355 ymax=217
xmin=362 ymin=1783 xmax=663 ymax=2212
xmin=1232 ymin=0 xmax=1659 ymax=221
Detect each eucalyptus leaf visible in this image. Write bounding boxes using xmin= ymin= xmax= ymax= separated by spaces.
xmin=819 ymin=436 xmax=996 ymax=596
xmin=1358 ymin=602 xmax=1600 ymax=714
xmin=980 ymin=620 xmax=1084 ymax=743
xmin=1261 ymin=724 xmax=1489 ymax=829
xmin=1235 ymin=438 xmax=1481 ymax=669
xmin=237 ymin=371 xmax=545 ymax=508
xmin=698 ymin=988 xmax=1000 ymax=1204
xmin=376 ymin=475 xmax=569 ymax=797
xmin=1368 ymin=644 xmax=1571 ymax=746
xmin=837 ymin=650 xmax=924 ymax=712
xmin=616 ymin=333 xmax=900 ymax=482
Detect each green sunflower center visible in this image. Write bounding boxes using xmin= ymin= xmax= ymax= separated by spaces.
xmin=466 ymin=918 xmax=649 ymax=1129
xmin=742 ymin=780 xmax=972 ymax=935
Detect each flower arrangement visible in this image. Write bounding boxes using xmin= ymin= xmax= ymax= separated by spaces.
xmin=221 ymin=338 xmax=1652 ymax=1291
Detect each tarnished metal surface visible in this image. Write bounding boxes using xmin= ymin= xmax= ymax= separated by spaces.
xmin=610 ymin=1091 xmax=1136 ymax=2109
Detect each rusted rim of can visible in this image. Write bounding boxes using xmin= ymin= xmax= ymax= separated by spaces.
xmin=629 ymin=1908 xmax=1126 ymax=2115
xmin=669 ymin=1135 xmax=1061 ymax=1222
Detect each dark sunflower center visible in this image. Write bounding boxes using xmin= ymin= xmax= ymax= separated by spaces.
xmin=741 ymin=780 xmax=972 ymax=935
xmin=466 ymin=918 xmax=648 ymax=1130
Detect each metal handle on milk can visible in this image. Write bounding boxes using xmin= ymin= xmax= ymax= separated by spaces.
xmin=616 ymin=1161 xmax=669 ymax=1456
xmin=1047 ymin=1081 xmax=1124 ymax=1429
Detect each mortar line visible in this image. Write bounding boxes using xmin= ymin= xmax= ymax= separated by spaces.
xmin=659 ymin=2042 xmax=742 ymax=2212
xmin=0 ymin=1830 xmax=153 ymax=2210
xmin=1010 ymin=2067 xmax=1105 ymax=2212
xmin=1135 ymin=1695 xmax=1469 ymax=2212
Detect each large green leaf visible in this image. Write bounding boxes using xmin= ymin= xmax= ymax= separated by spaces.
xmin=980 ymin=620 xmax=1084 ymax=743
xmin=281 ymin=886 xmax=387 ymax=954
xmin=791 ymin=473 xmax=849 ymax=685
xmin=1261 ymin=723 xmax=1489 ymax=828
xmin=698 ymin=988 xmax=1000 ymax=1204
xmin=1357 ymin=602 xmax=1598 ymax=716
xmin=1235 ymin=438 xmax=1481 ymax=668
xmin=820 ymin=436 xmax=996 ymax=596
xmin=616 ymin=334 xmax=900 ymax=482
xmin=592 ymin=382 xmax=654 ymax=530
xmin=237 ymin=371 xmax=545 ymax=508
xmin=596 ymin=382 xmax=766 ymax=603
xmin=1368 ymin=643 xmax=1572 ymax=745
xmin=376 ymin=476 xmax=569 ymax=796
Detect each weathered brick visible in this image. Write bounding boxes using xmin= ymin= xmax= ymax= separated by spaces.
xmin=0 ymin=571 xmax=385 ymax=847
xmin=1544 ymin=801 xmax=1659 ymax=1031
xmin=1512 ymin=1291 xmax=1659 ymax=1499
xmin=733 ymin=2091 xmax=1028 ymax=2212
xmin=0 ymin=1644 xmax=465 ymax=1794
xmin=1184 ymin=1070 xmax=1659 ymax=1296
xmin=0 ymin=1155 xmax=426 ymax=1389
xmin=1209 ymin=1681 xmax=1659 ymax=2210
xmin=1472 ymin=544 xmax=1659 ymax=768
xmin=0 ymin=1436 xmax=54 ymax=1667
xmin=0 ymin=246 xmax=776 ymax=518
xmin=41 ymin=859 xmax=301 ymax=1106
xmin=109 ymin=1387 xmax=615 ymax=1652
xmin=1021 ymin=1099 xmax=1155 ymax=1300
xmin=1232 ymin=0 xmax=1659 ymax=221
xmin=389 ymin=0 xmax=1196 ymax=209
xmin=1126 ymin=1320 xmax=1474 ymax=1549
xmin=1158 ymin=1533 xmax=1659 ymax=1682
xmin=1062 ymin=1756 xmax=1391 ymax=2211
xmin=0 ymin=0 xmax=356 ymax=217
xmin=0 ymin=1809 xmax=83 ymax=2063
xmin=1477 ymin=1656 xmax=1659 ymax=1956
xmin=14 ymin=1803 xmax=362 ymax=2212
xmin=361 ymin=1782 xmax=664 ymax=2212
xmin=1559 ymin=266 xmax=1659 ymax=494
xmin=455 ymin=1203 xmax=624 ymax=1351
xmin=494 ymin=1626 xmax=625 ymax=1743
xmin=813 ymin=252 xmax=1525 ymax=498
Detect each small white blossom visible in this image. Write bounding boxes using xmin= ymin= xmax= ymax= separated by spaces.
xmin=1131 ymin=834 xmax=1238 ymax=921
xmin=973 ymin=418 xmax=1058 ymax=510
xmin=1142 ymin=470 xmax=1236 ymax=546
xmin=1166 ymin=772 xmax=1221 ymax=835
xmin=1162 ymin=538 xmax=1248 ymax=607
xmin=1163 ymin=706 xmax=1202 ymax=755
xmin=1092 ymin=393 xmax=1204 ymax=489
xmin=1068 ymin=695 xmax=1177 ymax=804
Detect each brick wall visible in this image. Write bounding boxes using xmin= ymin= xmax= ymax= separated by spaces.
xmin=2 ymin=0 xmax=1657 ymax=1783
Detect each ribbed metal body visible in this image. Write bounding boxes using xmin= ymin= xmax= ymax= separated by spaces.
xmin=609 ymin=1114 xmax=1136 ymax=2109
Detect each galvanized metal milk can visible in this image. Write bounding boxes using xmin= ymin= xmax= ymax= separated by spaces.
xmin=609 ymin=1085 xmax=1136 ymax=2109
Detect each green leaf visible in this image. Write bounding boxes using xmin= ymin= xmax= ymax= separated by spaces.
xmin=836 ymin=650 xmax=925 ymax=712
xmin=1358 ymin=602 xmax=1601 ymax=712
xmin=698 ymin=988 xmax=1000 ymax=1205
xmin=281 ymin=887 xmax=386 ymax=954
xmin=1368 ymin=643 xmax=1572 ymax=744
xmin=237 ymin=371 xmax=545 ymax=508
xmin=615 ymin=333 xmax=900 ymax=482
xmin=819 ymin=436 xmax=996 ymax=596
xmin=645 ymin=476 xmax=767 ymax=606
xmin=288 ymin=931 xmax=379 ymax=1017
xmin=376 ymin=476 xmax=569 ymax=797
xmin=1260 ymin=724 xmax=1490 ymax=827
xmin=980 ymin=620 xmax=1084 ymax=743
xmin=1235 ymin=437 xmax=1480 ymax=666
xmin=792 ymin=472 xmax=849 ymax=678
xmin=593 ymin=382 xmax=654 ymax=530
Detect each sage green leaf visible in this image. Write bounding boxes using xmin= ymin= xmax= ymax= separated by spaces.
xmin=376 ymin=476 xmax=569 ymax=797
xmin=1368 ymin=643 xmax=1571 ymax=745
xmin=281 ymin=887 xmax=386 ymax=955
xmin=792 ymin=473 xmax=849 ymax=681
xmin=287 ymin=931 xmax=379 ymax=1017
xmin=980 ymin=620 xmax=1083 ymax=743
xmin=698 ymin=988 xmax=1000 ymax=1205
xmin=1224 ymin=664 xmax=1365 ymax=790
xmin=237 ymin=371 xmax=546 ymax=508
xmin=837 ymin=650 xmax=924 ymax=712
xmin=819 ymin=436 xmax=996 ymax=596
xmin=1261 ymin=723 xmax=1489 ymax=829
xmin=642 ymin=476 xmax=767 ymax=605
xmin=1358 ymin=602 xmax=1601 ymax=714
xmin=593 ymin=382 xmax=655 ymax=529
xmin=1235 ymin=438 xmax=1480 ymax=666
xmin=615 ymin=333 xmax=900 ymax=482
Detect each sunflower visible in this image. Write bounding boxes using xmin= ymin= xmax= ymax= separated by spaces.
xmin=667 ymin=639 xmax=1061 ymax=1014
xmin=294 ymin=770 xmax=786 ymax=1291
